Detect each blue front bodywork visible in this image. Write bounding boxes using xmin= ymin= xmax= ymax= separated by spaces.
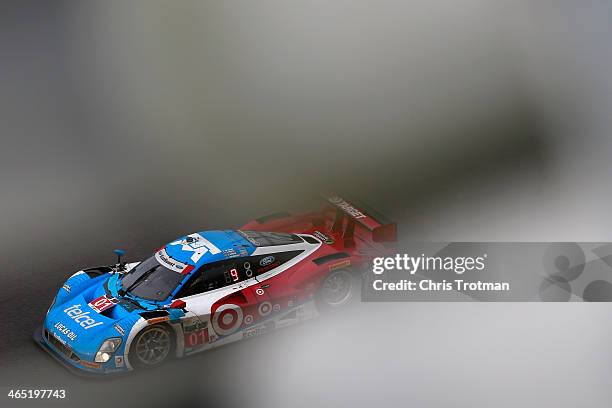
xmin=38 ymin=272 xmax=150 ymax=374
xmin=36 ymin=230 xmax=256 ymax=375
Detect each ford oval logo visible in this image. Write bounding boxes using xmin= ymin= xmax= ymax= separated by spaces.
xmin=260 ymin=256 xmax=275 ymax=267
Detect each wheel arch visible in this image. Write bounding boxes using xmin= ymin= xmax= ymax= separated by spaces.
xmin=124 ymin=319 xmax=181 ymax=370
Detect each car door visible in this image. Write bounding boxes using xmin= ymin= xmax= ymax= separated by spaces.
xmin=248 ymin=250 xmax=307 ymax=324
xmin=174 ymin=258 xmax=266 ymax=353
xmin=207 ymin=257 xmax=272 ymax=334
xmin=174 ymin=260 xmax=229 ymax=353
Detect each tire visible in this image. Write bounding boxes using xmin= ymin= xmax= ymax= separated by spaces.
xmin=315 ymin=269 xmax=360 ymax=312
xmin=129 ymin=324 xmax=174 ymax=369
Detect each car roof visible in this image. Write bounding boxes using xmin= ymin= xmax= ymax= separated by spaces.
xmin=161 ymin=230 xmax=254 ymax=269
xmin=160 ymin=230 xmax=306 ymax=270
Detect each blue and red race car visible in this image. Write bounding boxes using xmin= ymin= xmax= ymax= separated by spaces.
xmin=35 ymin=195 xmax=396 ymax=375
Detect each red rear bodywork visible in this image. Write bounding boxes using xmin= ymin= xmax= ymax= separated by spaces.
xmin=238 ymin=194 xmax=397 ymax=308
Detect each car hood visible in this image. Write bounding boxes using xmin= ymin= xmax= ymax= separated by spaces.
xmin=45 ymin=281 xmax=143 ymax=357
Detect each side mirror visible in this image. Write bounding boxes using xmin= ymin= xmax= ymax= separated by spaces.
xmin=170 ymin=299 xmax=186 ymax=310
xmin=114 ymin=249 xmax=126 ymax=264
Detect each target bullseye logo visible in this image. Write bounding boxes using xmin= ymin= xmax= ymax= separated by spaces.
xmin=244 ymin=314 xmax=254 ymax=325
xmin=255 ymin=288 xmax=265 ymax=296
xmin=258 ymin=301 xmax=272 ymax=317
xmin=212 ymin=303 xmax=243 ymax=336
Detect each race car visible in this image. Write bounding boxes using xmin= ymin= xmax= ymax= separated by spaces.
xmin=34 ymin=195 xmax=396 ymax=375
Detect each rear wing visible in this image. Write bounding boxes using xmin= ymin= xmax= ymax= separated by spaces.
xmin=324 ymin=194 xmax=397 ymax=247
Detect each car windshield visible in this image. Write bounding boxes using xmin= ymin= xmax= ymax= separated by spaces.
xmin=121 ymin=256 xmax=184 ymax=301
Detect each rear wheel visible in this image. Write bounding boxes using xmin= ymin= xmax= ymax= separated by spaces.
xmin=316 ymin=269 xmax=359 ymax=311
xmin=130 ymin=325 xmax=174 ymax=369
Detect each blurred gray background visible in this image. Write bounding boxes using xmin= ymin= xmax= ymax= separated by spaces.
xmin=1 ymin=1 xmax=612 ymax=407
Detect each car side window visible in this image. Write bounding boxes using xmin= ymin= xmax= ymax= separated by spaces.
xmin=176 ymin=258 xmax=250 ymax=298
xmin=248 ymin=250 xmax=304 ymax=276
xmin=176 ymin=251 xmax=304 ymax=298
xmin=175 ymin=268 xmax=206 ymax=298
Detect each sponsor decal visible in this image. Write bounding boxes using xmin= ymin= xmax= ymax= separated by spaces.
xmin=183 ymin=319 xmax=210 ymax=348
xmin=113 ymin=323 xmax=125 ymax=336
xmin=272 ymin=304 xmax=281 ymax=312
xmin=54 ymin=322 xmax=77 ymax=341
xmin=155 ymin=248 xmax=188 ymax=273
xmin=211 ymin=304 xmax=243 ymax=336
xmin=62 ymin=283 xmax=71 ymax=293
xmin=313 ymin=231 xmax=334 ymax=245
xmin=88 ymin=295 xmax=117 ymax=313
xmin=329 ymin=259 xmax=351 ymax=271
xmin=51 ymin=330 xmax=66 ymax=345
xmin=255 ymin=288 xmax=265 ymax=296
xmin=169 ymin=233 xmax=221 ymax=263
xmin=243 ymin=322 xmax=275 ymax=339
xmin=257 ymin=264 xmax=279 ymax=274
xmin=243 ymin=328 xmax=258 ymax=339
xmin=328 ymin=196 xmax=367 ymax=219
xmin=223 ymin=248 xmax=238 ymax=258
xmin=184 ymin=320 xmax=207 ymax=333
xmin=63 ymin=304 xmax=103 ymax=330
xmin=260 ymin=256 xmax=275 ymax=267
xmin=115 ymin=355 xmax=125 ymax=368
xmin=244 ymin=314 xmax=254 ymax=325
xmin=258 ymin=301 xmax=272 ymax=317
xmin=184 ymin=326 xmax=210 ymax=348
xmin=256 ymin=260 xmax=281 ymax=274
xmin=243 ymin=326 xmax=264 ymax=339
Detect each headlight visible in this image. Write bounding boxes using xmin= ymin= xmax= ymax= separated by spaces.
xmin=94 ymin=338 xmax=122 ymax=363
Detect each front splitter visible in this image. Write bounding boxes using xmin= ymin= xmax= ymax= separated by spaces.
xmin=32 ymin=325 xmax=118 ymax=378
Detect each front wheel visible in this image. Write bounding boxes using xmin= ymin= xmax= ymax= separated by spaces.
xmin=129 ymin=325 xmax=174 ymax=369
xmin=315 ymin=269 xmax=359 ymax=312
